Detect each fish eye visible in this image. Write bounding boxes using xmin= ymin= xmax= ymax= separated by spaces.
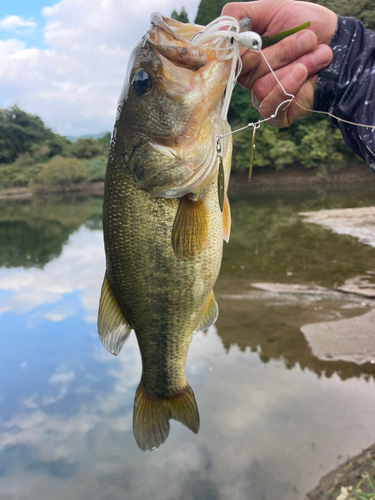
xmin=131 ymin=69 xmax=152 ymax=96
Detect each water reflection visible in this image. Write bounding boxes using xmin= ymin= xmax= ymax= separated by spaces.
xmin=1 ymin=186 xmax=375 ymax=498
xmin=0 ymin=195 xmax=102 ymax=268
xmin=215 ymin=288 xmax=375 ymax=381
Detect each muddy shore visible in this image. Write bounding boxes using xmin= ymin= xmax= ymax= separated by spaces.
xmin=228 ymin=163 xmax=374 ymax=191
xmin=296 ymin=206 xmax=375 ymax=499
xmin=0 ymin=181 xmax=105 ymax=199
xmin=305 ymin=444 xmax=375 ymax=500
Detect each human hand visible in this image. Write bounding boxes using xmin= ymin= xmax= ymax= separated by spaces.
xmin=222 ymin=0 xmax=337 ymax=127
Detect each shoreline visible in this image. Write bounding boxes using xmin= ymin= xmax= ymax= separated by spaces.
xmin=0 ymin=163 xmax=374 ymax=199
xmin=0 ymin=181 xmax=105 ymax=200
xmin=229 ymin=162 xmax=374 ymax=191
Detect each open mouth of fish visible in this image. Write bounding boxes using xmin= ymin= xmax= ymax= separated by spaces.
xmin=148 ymin=13 xmax=209 ymax=71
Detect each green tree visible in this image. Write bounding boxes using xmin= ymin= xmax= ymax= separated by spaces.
xmin=64 ymin=137 xmax=104 ymax=159
xmin=171 ymin=7 xmax=189 ymax=23
xmin=193 ymin=0 xmax=367 ymax=172
xmin=96 ymin=131 xmax=111 ymax=152
xmin=0 ymin=105 xmax=67 ymax=164
xmin=33 ymin=155 xmax=91 ymax=189
xmin=314 ymin=0 xmax=375 ymax=31
xmin=0 ymin=196 xmax=102 ymax=268
xmin=82 ymin=155 xmax=108 ymax=181
xmin=195 ymin=0 xmax=226 ymax=24
xmin=195 ymin=0 xmax=375 ymax=29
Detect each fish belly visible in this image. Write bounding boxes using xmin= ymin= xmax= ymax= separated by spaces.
xmin=103 ymin=160 xmax=223 ymax=396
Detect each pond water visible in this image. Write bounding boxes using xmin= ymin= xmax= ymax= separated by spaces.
xmin=1 ymin=184 xmax=375 ymax=500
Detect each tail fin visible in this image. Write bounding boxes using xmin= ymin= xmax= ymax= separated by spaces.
xmin=133 ymin=383 xmax=200 ymax=451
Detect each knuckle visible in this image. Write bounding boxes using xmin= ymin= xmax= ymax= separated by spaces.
xmin=275 ymin=41 xmax=295 ymax=67
xmin=253 ymin=75 xmax=273 ymax=101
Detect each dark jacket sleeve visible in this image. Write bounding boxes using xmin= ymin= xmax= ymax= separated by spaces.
xmin=314 ymin=15 xmax=375 ymax=171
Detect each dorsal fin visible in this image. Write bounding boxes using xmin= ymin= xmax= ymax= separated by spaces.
xmin=223 ymin=194 xmax=231 ymax=243
xmin=195 ymin=291 xmax=219 ymax=332
xmin=171 ymin=196 xmax=209 ymax=260
xmin=97 ymin=274 xmax=132 ymax=355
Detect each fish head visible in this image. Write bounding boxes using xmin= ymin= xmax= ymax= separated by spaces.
xmin=115 ymin=12 xmax=232 ymax=197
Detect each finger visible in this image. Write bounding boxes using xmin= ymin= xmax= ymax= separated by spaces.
xmin=251 ymin=44 xmax=332 ymax=101
xmin=286 ymin=77 xmax=317 ymax=124
xmin=221 ymin=1 xmax=272 ymax=33
xmin=239 ymin=29 xmax=317 ymax=87
xmin=238 ymin=30 xmax=317 ymax=89
xmin=256 ymin=63 xmax=309 ymax=126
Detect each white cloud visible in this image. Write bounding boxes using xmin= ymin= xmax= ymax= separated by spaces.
xmin=49 ymin=371 xmax=75 ymax=384
xmin=45 ymin=305 xmax=76 ymax=322
xmin=0 ymin=15 xmax=36 ymax=32
xmin=0 ymin=0 xmax=201 ymax=136
xmin=1 ymin=330 xmax=375 ymax=500
xmin=0 ymin=226 xmax=105 ymax=322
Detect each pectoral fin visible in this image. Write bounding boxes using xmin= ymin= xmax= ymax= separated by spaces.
xmin=172 ymin=196 xmax=208 ymax=260
xmin=223 ymin=194 xmax=231 ymax=243
xmin=97 ymin=274 xmax=132 ymax=355
xmin=195 ymin=291 xmax=219 ymax=332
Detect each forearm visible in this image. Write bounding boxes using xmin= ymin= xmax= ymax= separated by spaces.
xmin=314 ymin=16 xmax=375 ymax=170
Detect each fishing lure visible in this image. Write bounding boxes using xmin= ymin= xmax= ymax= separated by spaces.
xmin=216 ymin=137 xmax=225 ymax=212
xmin=248 ymin=123 xmax=260 ymax=182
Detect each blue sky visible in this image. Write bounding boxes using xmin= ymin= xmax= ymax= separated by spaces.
xmin=0 ymin=0 xmax=50 ymax=48
xmin=0 ymin=0 xmax=201 ymax=136
xmin=0 ymin=0 xmax=52 ymax=18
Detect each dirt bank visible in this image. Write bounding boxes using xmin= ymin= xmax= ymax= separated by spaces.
xmin=1 ymin=163 xmax=374 ymax=199
xmin=229 ymin=163 xmax=374 ymax=193
xmin=306 ymin=444 xmax=375 ymax=499
xmin=0 ymin=181 xmax=105 ymax=199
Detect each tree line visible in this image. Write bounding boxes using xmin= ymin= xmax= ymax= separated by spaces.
xmin=177 ymin=0 xmax=371 ymax=173
xmin=2 ymin=0 xmax=372 ymax=192
xmin=0 ymin=105 xmax=110 ymax=191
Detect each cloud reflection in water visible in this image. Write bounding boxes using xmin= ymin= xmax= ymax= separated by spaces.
xmin=1 ymin=216 xmax=375 ymax=499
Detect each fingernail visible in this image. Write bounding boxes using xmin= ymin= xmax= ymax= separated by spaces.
xmin=290 ymin=64 xmax=306 ymax=83
xmin=297 ymin=31 xmax=315 ymax=53
xmin=312 ymin=45 xmax=332 ymax=67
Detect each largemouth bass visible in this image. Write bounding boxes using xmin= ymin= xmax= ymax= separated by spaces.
xmin=98 ymin=13 xmax=232 ymax=451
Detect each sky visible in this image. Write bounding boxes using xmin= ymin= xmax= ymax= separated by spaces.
xmin=0 ymin=0 xmax=201 ymax=137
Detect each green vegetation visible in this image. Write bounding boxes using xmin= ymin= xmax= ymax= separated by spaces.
xmin=171 ymin=7 xmax=189 ymax=23
xmin=0 ymin=195 xmax=102 ymax=268
xmin=2 ymin=0 xmax=373 ymax=193
xmin=314 ymin=0 xmax=375 ymax=31
xmin=0 ymin=106 xmax=68 ymax=165
xmin=33 ymin=156 xmax=92 ymax=191
xmin=0 ymin=105 xmax=110 ymax=192
xmin=195 ymin=0 xmax=369 ymax=173
xmin=326 ymin=452 xmax=375 ymax=499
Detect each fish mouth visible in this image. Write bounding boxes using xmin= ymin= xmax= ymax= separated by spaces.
xmin=148 ymin=12 xmax=207 ymax=71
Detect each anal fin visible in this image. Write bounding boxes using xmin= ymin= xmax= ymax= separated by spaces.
xmin=133 ymin=382 xmax=199 ymax=452
xmin=223 ymin=194 xmax=231 ymax=243
xmin=97 ymin=274 xmax=132 ymax=355
xmin=172 ymin=196 xmax=208 ymax=260
xmin=195 ymin=290 xmax=218 ymax=332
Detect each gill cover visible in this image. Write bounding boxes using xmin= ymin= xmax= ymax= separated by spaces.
xmin=117 ymin=12 xmax=232 ymax=199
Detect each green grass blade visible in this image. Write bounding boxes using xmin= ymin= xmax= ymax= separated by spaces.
xmin=261 ymin=22 xmax=311 ymax=47
xmin=363 ymin=471 xmax=375 ymax=491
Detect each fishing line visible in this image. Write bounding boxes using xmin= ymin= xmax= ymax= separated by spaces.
xmin=293 ymin=102 xmax=375 ymax=129
xmin=191 ymin=15 xmax=375 ymax=189
xmin=257 ymin=50 xmax=375 ymax=130
xmin=192 ymin=16 xmax=375 ymax=134
xmin=190 ymin=16 xmax=241 ymax=120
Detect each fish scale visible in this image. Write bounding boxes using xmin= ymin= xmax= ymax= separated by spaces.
xmin=98 ymin=12 xmax=232 ymax=451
